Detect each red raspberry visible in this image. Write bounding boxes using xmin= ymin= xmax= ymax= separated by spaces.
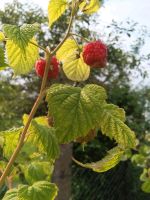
xmin=82 ymin=40 xmax=107 ymax=68
xmin=35 ymin=56 xmax=59 ymax=79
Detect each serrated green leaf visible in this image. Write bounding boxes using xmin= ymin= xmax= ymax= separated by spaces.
xmin=63 ymin=54 xmax=90 ymax=81
xmin=46 ymin=84 xmax=107 ymax=143
xmin=0 ymin=127 xmax=39 ymax=162
xmin=79 ymin=0 xmax=101 ymax=14
xmin=73 ymin=146 xmax=124 ymax=172
xmin=3 ymin=181 xmax=58 ymax=200
xmin=23 ymin=161 xmax=54 ymax=184
xmin=3 ymin=23 xmax=40 ymax=49
xmin=0 ymin=32 xmax=5 ymax=42
xmin=48 ymin=0 xmax=68 ymax=27
xmin=6 ymin=38 xmax=39 ymax=75
xmin=56 ymin=39 xmax=78 ymax=61
xmin=0 ymin=46 xmax=7 ymax=70
xmin=0 ymin=127 xmax=23 ymax=159
xmin=28 ymin=120 xmax=60 ymax=159
xmin=102 ymin=104 xmax=126 ymax=122
xmin=141 ymin=180 xmax=150 ymax=193
xmin=23 ymin=115 xmax=59 ymax=159
xmin=99 ymin=104 xmax=136 ymax=148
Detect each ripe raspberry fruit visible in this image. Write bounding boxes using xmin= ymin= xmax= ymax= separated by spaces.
xmin=82 ymin=40 xmax=107 ymax=68
xmin=35 ymin=56 xmax=59 ymax=79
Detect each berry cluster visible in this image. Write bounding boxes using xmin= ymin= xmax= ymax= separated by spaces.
xmin=35 ymin=41 xmax=107 ymax=79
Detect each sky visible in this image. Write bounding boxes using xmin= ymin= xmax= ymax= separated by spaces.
xmin=100 ymin=0 xmax=150 ymax=27
xmin=1 ymin=0 xmax=150 ymax=87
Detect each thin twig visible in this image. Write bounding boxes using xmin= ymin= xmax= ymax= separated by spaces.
xmin=29 ymin=41 xmax=50 ymax=55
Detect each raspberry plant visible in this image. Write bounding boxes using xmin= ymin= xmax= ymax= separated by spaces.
xmin=0 ymin=0 xmax=136 ymax=199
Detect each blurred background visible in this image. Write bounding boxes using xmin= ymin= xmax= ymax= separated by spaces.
xmin=0 ymin=0 xmax=150 ymax=199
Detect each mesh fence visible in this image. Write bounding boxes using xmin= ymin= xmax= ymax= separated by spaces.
xmin=72 ymin=162 xmax=127 ymax=200
xmin=0 ymin=160 xmax=150 ymax=200
xmin=71 ymin=162 xmax=150 ymax=200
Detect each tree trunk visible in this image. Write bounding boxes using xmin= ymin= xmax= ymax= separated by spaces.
xmin=52 ymin=144 xmax=73 ymax=200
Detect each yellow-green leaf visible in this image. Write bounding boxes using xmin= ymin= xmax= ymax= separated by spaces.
xmin=56 ymin=39 xmax=90 ymax=81
xmin=79 ymin=0 xmax=101 ymax=14
xmin=0 ymin=32 xmax=5 ymax=42
xmin=63 ymin=54 xmax=90 ymax=81
xmin=56 ymin=39 xmax=78 ymax=61
xmin=99 ymin=104 xmax=136 ymax=148
xmin=29 ymin=120 xmax=60 ymax=159
xmin=73 ymin=146 xmax=124 ymax=172
xmin=48 ymin=0 xmax=68 ymax=27
xmin=6 ymin=38 xmax=39 ymax=75
xmin=3 ymin=181 xmax=58 ymax=200
xmin=0 ymin=127 xmax=23 ymax=159
xmin=22 ymin=161 xmax=54 ymax=185
xmin=23 ymin=115 xmax=59 ymax=159
xmin=141 ymin=180 xmax=150 ymax=193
